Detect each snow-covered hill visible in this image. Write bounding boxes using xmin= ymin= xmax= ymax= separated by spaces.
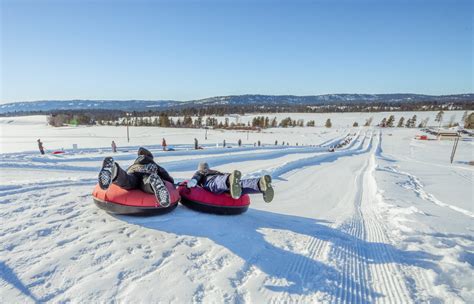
xmin=1 ymin=93 xmax=473 ymax=113
xmin=0 ymin=100 xmax=179 ymax=114
xmin=0 ymin=114 xmax=473 ymax=303
xmin=188 ymin=93 xmax=474 ymax=106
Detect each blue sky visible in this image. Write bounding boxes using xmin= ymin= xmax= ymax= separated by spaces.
xmin=1 ymin=0 xmax=472 ymax=103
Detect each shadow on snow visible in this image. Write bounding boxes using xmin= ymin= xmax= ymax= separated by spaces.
xmin=121 ymin=206 xmax=440 ymax=303
xmin=0 ymin=261 xmax=40 ymax=303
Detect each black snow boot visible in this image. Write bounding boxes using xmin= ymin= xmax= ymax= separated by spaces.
xmin=98 ymin=157 xmax=117 ymax=190
xmin=259 ymin=175 xmax=274 ymax=203
xmin=147 ymin=173 xmax=171 ymax=207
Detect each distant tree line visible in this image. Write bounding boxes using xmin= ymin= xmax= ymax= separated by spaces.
xmin=3 ymin=100 xmax=473 ymax=119
xmin=374 ymin=110 xmax=473 ymax=128
xmin=45 ymin=112 xmax=340 ymax=129
xmin=44 ymin=110 xmax=473 ymax=130
xmin=156 ymin=101 xmax=473 ymax=116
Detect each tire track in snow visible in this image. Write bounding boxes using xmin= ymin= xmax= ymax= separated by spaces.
xmin=261 ymin=131 xmax=374 ymax=303
xmin=248 ymin=131 xmax=370 ymax=182
xmin=326 ymin=133 xmax=415 ymax=303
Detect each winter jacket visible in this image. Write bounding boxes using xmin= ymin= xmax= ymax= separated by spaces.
xmin=191 ymin=169 xmax=226 ymax=186
xmin=127 ymin=155 xmax=175 ymax=184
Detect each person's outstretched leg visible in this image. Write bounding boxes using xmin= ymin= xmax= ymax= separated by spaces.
xmin=241 ymin=175 xmax=274 ymax=203
xmin=142 ymin=173 xmax=171 ymax=207
xmin=203 ymin=171 xmax=242 ymax=199
xmin=240 ymin=178 xmax=261 ymax=194
xmin=111 ymin=163 xmax=139 ymax=190
xmin=202 ymin=175 xmax=229 ymax=194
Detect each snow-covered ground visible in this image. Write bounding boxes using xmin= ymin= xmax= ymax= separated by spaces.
xmin=0 ymin=114 xmax=472 ymax=303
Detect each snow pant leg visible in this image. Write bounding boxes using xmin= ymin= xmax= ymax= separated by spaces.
xmin=241 ymin=178 xmax=261 ymax=195
xmin=140 ymin=174 xmax=156 ymax=195
xmin=203 ymin=175 xmax=229 ymax=194
xmin=113 ymin=164 xmax=139 ymax=190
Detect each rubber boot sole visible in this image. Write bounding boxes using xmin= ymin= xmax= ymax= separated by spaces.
xmin=98 ymin=157 xmax=115 ymax=190
xmin=259 ymin=175 xmax=274 ymax=203
xmin=148 ymin=174 xmax=171 ymax=207
xmin=229 ymin=170 xmax=242 ymax=199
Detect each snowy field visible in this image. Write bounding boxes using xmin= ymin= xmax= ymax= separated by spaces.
xmin=0 ymin=113 xmax=473 ymax=303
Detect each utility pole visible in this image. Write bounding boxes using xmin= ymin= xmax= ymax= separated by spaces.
xmin=450 ymin=135 xmax=460 ymax=164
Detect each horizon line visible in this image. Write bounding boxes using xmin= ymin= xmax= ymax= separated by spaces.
xmin=2 ymin=92 xmax=474 ymax=105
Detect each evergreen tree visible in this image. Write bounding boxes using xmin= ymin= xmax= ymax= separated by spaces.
xmin=397 ymin=117 xmax=405 ymax=127
xmin=159 ymin=113 xmax=171 ymax=127
xmin=462 ymin=111 xmax=468 ymax=124
xmin=411 ymin=115 xmax=417 ymax=128
xmin=364 ymin=117 xmax=373 ymax=127
xmin=182 ymin=116 xmax=193 ymax=127
xmin=435 ymin=110 xmax=444 ymax=125
xmin=271 ymin=117 xmax=278 ymax=127
xmin=465 ymin=113 xmax=474 ymax=129
xmin=386 ymin=115 xmax=395 ymax=127
xmin=195 ymin=116 xmax=203 ymax=128
xmin=279 ymin=117 xmax=292 ymax=128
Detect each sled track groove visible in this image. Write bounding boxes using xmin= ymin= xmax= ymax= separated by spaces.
xmin=264 ymin=235 xmax=332 ymax=304
xmin=327 ymin=132 xmax=415 ymax=304
xmin=263 ymin=132 xmax=373 ymax=304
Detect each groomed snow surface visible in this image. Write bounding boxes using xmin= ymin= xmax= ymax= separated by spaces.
xmin=0 ymin=114 xmax=473 ymax=303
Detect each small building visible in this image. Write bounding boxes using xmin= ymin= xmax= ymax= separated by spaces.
xmin=437 ymin=131 xmax=460 ymax=140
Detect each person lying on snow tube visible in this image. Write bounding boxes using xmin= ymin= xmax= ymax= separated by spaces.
xmin=97 ymin=147 xmax=174 ymax=207
xmin=187 ymin=162 xmax=274 ymax=203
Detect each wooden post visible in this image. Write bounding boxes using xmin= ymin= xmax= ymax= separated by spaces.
xmin=126 ymin=114 xmax=131 ymax=143
xmin=127 ymin=124 xmax=130 ymax=143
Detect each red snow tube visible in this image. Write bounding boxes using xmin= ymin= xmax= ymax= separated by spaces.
xmin=92 ymin=182 xmax=180 ymax=216
xmin=177 ymin=183 xmax=250 ymax=215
